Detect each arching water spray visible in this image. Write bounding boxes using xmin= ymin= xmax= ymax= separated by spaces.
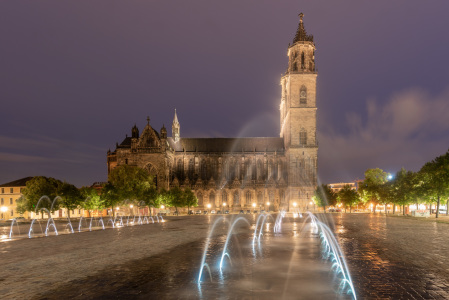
xmin=198 ymin=216 xmax=228 ymax=283
xmin=9 ymin=219 xmax=20 ymax=239
xmin=307 ymin=212 xmax=357 ymax=299
xmin=219 ymin=217 xmax=250 ymax=271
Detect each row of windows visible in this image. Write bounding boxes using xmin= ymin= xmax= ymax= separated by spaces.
xmin=0 ymin=198 xmax=15 ymax=205
xmin=0 ymin=188 xmax=24 ymax=194
xmin=174 ymin=159 xmax=287 ymax=182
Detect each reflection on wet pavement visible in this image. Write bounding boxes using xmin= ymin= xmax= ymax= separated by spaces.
xmin=5 ymin=213 xmax=449 ymax=299
xmin=37 ymin=215 xmax=350 ymax=300
xmin=335 ymin=213 xmax=449 ymax=299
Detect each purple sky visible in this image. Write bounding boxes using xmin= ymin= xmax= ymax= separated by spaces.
xmin=1 ymin=1 xmax=449 ymax=187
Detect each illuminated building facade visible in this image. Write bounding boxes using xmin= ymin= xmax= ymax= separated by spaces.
xmin=107 ymin=14 xmax=318 ymax=212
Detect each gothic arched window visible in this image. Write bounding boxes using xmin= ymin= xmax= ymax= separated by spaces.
xmin=301 ymin=52 xmax=305 ymax=69
xmin=245 ymin=191 xmax=252 ymax=205
xmin=210 ymin=159 xmax=217 ymax=180
xmin=200 ymin=159 xmax=207 ymax=180
xmin=300 ymin=85 xmax=307 ymax=105
xmin=257 ymin=192 xmax=263 ymax=205
xmin=222 ymin=191 xmax=228 ymax=204
xmin=244 ymin=160 xmax=251 ymax=179
xmin=198 ymin=192 xmax=203 ymax=205
xmin=257 ymin=160 xmax=263 ymax=180
xmin=299 ymin=129 xmax=307 ymax=145
xmin=177 ymin=159 xmax=184 ymax=180
xmin=234 ymin=191 xmax=239 ymax=206
xmin=188 ymin=159 xmax=194 ymax=179
xmin=268 ymin=159 xmax=274 ymax=179
xmin=280 ymin=190 xmax=285 ymax=205
xmin=210 ymin=192 xmax=216 ymax=205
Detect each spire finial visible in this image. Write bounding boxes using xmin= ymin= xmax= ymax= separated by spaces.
xmin=146 ymin=116 xmax=150 ymax=125
xmin=173 ymin=108 xmax=179 ymax=124
xmin=299 ymin=12 xmax=304 ymax=23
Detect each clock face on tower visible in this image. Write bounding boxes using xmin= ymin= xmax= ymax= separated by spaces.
xmin=300 ymin=90 xmax=306 ymax=97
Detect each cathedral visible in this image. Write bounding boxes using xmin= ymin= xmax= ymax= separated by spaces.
xmin=107 ymin=13 xmax=318 ymax=212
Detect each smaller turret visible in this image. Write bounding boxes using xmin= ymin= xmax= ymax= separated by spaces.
xmin=160 ymin=124 xmax=167 ymax=139
xmin=172 ymin=109 xmax=180 ymax=143
xmin=131 ymin=124 xmax=139 ymax=138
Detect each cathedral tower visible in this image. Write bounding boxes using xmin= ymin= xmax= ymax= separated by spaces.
xmin=281 ymin=13 xmax=318 ymax=211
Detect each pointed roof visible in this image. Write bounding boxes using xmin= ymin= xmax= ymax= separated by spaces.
xmin=173 ymin=109 xmax=179 ymax=125
xmin=292 ymin=12 xmax=314 ymax=44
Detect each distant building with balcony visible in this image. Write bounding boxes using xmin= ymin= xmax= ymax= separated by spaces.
xmin=0 ymin=177 xmax=33 ymax=219
xmin=328 ymin=182 xmax=357 ymax=194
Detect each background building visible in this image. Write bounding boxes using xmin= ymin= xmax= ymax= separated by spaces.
xmin=0 ymin=177 xmax=33 ymax=219
xmin=107 ymin=14 xmax=318 ymax=212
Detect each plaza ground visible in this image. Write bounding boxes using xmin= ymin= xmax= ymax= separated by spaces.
xmin=1 ymin=213 xmax=449 ymax=299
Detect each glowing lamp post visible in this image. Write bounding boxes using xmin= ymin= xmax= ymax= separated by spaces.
xmin=266 ymin=202 xmax=270 ymax=211
xmin=1 ymin=206 xmax=7 ymax=219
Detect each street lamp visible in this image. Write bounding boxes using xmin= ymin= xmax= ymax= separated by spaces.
xmin=293 ymin=202 xmax=297 ymax=207
xmin=266 ymin=202 xmax=270 ymax=212
xmin=160 ymin=205 xmax=165 ymax=209
xmin=1 ymin=206 xmax=7 ymax=219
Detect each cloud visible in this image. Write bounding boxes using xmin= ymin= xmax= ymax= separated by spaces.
xmin=319 ymin=87 xmax=449 ymax=182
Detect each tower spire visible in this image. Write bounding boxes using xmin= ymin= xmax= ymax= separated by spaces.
xmin=173 ymin=108 xmax=179 ymax=124
xmin=292 ymin=12 xmax=313 ymax=44
xmin=172 ymin=108 xmax=180 ymax=142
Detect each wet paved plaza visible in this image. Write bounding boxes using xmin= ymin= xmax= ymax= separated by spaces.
xmin=1 ymin=213 xmax=449 ymax=299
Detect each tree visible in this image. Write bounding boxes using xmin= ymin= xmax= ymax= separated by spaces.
xmin=167 ymin=186 xmax=185 ymax=215
xmin=359 ymin=168 xmax=388 ymax=210
xmin=80 ymin=186 xmax=104 ymax=217
xmin=141 ymin=186 xmax=159 ymax=215
xmin=184 ymin=188 xmax=198 ymax=213
xmin=392 ymin=168 xmax=417 ymax=215
xmin=313 ymin=184 xmax=337 ymax=212
xmin=378 ymin=180 xmax=395 ymax=214
xmin=15 ymin=196 xmax=28 ymax=215
xmin=22 ymin=176 xmax=61 ymax=217
xmin=57 ymin=182 xmax=83 ymax=219
xmin=337 ymin=185 xmax=360 ymax=213
xmin=419 ymin=150 xmax=449 ymax=218
xmin=108 ymin=165 xmax=154 ymax=203
xmin=101 ymin=182 xmax=120 ymax=217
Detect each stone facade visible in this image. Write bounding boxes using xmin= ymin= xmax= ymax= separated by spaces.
xmin=107 ymin=14 xmax=318 ymax=212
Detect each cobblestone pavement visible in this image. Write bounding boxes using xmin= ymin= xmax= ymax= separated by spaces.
xmin=0 ymin=216 xmax=234 ymax=299
xmin=2 ymin=213 xmax=449 ymax=299
xmin=334 ymin=213 xmax=449 ymax=299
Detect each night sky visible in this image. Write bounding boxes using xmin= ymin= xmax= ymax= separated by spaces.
xmin=1 ymin=1 xmax=449 ymax=187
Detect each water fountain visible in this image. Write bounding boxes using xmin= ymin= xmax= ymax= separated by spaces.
xmin=8 ymin=218 xmax=20 ymax=239
xmin=197 ymin=212 xmax=357 ymax=299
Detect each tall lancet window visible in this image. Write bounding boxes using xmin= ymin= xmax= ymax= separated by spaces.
xmin=300 ymin=85 xmax=307 ymax=105
xmin=299 ymin=129 xmax=307 ymax=145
